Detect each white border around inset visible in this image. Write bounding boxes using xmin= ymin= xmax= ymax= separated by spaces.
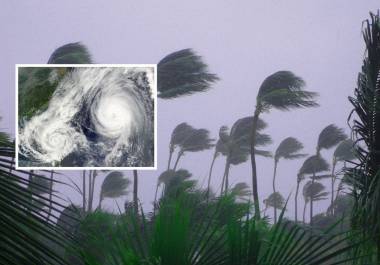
xmin=15 ymin=64 xmax=158 ymax=171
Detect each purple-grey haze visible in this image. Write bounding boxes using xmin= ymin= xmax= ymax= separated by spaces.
xmin=1 ymin=1 xmax=379 ymax=222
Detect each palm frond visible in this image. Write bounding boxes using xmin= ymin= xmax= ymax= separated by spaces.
xmin=317 ymin=124 xmax=347 ymax=153
xmin=257 ymin=71 xmax=319 ymax=111
xmin=299 ymin=155 xmax=330 ymax=175
xmin=275 ymin=137 xmax=306 ymax=161
xmin=334 ymin=139 xmax=356 ymax=162
xmin=100 ymin=171 xmax=130 ymax=199
xmin=157 ymin=49 xmax=219 ymax=99
xmin=47 ymin=42 xmax=92 ymax=64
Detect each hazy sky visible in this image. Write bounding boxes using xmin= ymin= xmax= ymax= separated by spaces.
xmin=1 ymin=1 xmax=379 ymax=221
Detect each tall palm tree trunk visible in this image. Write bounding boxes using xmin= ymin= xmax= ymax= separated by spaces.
xmin=46 ymin=170 xmax=54 ymax=222
xmin=87 ymin=170 xmax=92 ymax=212
xmin=310 ymin=172 xmax=315 ymax=226
xmin=272 ymin=160 xmax=278 ymax=223
xmin=330 ymin=160 xmax=336 ymax=215
xmin=224 ymin=161 xmax=231 ymax=194
xmin=133 ymin=170 xmax=138 ymax=215
xmin=173 ymin=151 xmax=183 ymax=170
xmin=88 ymin=171 xmax=97 ymax=212
xmin=153 ymin=183 xmax=159 ymax=215
xmin=167 ymin=147 xmax=173 ymax=170
xmin=250 ymin=110 xmax=261 ymax=219
xmin=295 ymin=181 xmax=300 ymax=223
xmin=303 ymin=201 xmax=307 ymax=224
xmin=82 ymin=170 xmax=86 ymax=212
xmin=207 ymin=154 xmax=217 ymax=198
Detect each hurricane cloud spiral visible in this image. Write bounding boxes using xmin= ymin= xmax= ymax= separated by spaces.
xmin=18 ymin=66 xmax=155 ymax=168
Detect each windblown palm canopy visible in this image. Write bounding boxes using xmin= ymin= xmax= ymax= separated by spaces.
xmin=317 ymin=124 xmax=347 ymax=154
xmin=169 ymin=123 xmax=195 ymax=151
xmin=256 ymin=71 xmax=319 ymax=111
xmin=218 ymin=117 xmax=272 ymax=165
xmin=47 ymin=42 xmax=92 ymax=64
xmin=299 ymin=155 xmax=330 ymax=176
xmin=157 ymin=48 xmax=219 ymax=99
xmin=333 ymin=139 xmax=356 ymax=162
xmin=303 ymin=181 xmax=329 ymax=202
xmin=231 ymin=182 xmax=252 ymax=200
xmin=274 ymin=137 xmax=306 ymax=162
xmin=264 ymin=192 xmax=285 ymax=210
xmin=100 ymin=171 xmax=130 ymax=201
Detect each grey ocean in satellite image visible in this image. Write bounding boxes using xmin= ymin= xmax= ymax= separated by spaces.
xmin=17 ymin=66 xmax=155 ymax=168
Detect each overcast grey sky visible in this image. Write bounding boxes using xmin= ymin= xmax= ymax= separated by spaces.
xmin=1 ymin=1 xmax=379 ymax=221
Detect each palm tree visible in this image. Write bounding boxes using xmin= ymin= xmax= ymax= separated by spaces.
xmin=171 ymin=126 xmax=214 ymax=170
xmin=133 ymin=170 xmax=138 ymax=215
xmin=294 ymin=173 xmax=304 ymax=223
xmin=264 ymin=192 xmax=285 ymax=222
xmin=348 ymin=12 xmax=380 ymax=261
xmin=250 ymin=71 xmax=318 ymax=218
xmin=231 ymin=182 xmax=252 ymax=202
xmin=98 ymin=171 xmax=130 ymax=209
xmin=0 ymin=124 xmax=68 ymax=264
xmin=272 ymin=137 xmax=306 ymax=223
xmin=302 ymin=181 xmax=329 ymax=224
xmin=217 ymin=117 xmax=272 ymax=194
xmin=329 ymin=139 xmax=355 ymax=213
xmin=298 ymin=155 xmax=329 ymax=225
xmin=167 ymin=123 xmax=195 ymax=170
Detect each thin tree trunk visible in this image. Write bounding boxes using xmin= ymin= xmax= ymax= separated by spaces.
xmin=224 ymin=158 xmax=231 ymax=194
xmin=153 ymin=183 xmax=159 ymax=215
xmin=82 ymin=171 xmax=86 ymax=212
xmin=207 ymin=153 xmax=217 ymax=197
xmin=295 ymin=180 xmax=300 ymax=223
xmin=91 ymin=171 xmax=97 ymax=211
xmin=133 ymin=170 xmax=138 ymax=215
xmin=303 ymin=201 xmax=307 ymax=224
xmin=310 ymin=172 xmax=315 ymax=226
xmin=98 ymin=194 xmax=103 ymax=209
xmin=220 ymin=169 xmax=227 ymax=195
xmin=87 ymin=171 xmax=92 ymax=212
xmin=330 ymin=159 xmax=336 ymax=215
xmin=167 ymin=147 xmax=173 ymax=170
xmin=272 ymin=159 xmax=278 ymax=224
xmin=46 ymin=170 xmax=54 ymax=222
xmin=250 ymin=110 xmax=261 ymax=219
xmin=173 ymin=151 xmax=183 ymax=171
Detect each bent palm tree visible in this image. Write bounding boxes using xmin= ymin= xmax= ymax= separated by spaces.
xmin=298 ymin=155 xmax=329 ymax=225
xmin=167 ymin=123 xmax=195 ymax=170
xmin=172 ymin=127 xmax=214 ymax=170
xmin=99 ymin=171 xmax=130 ymax=209
xmin=217 ymin=117 xmax=272 ymax=194
xmin=348 ymin=12 xmax=380 ymax=261
xmin=329 ymin=139 xmax=355 ymax=213
xmin=272 ymin=137 xmax=306 ymax=223
xmin=302 ymin=181 xmax=329 ymax=224
xmin=250 ymin=71 xmax=318 ymax=218
xmin=264 ymin=192 xmax=285 ymax=221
